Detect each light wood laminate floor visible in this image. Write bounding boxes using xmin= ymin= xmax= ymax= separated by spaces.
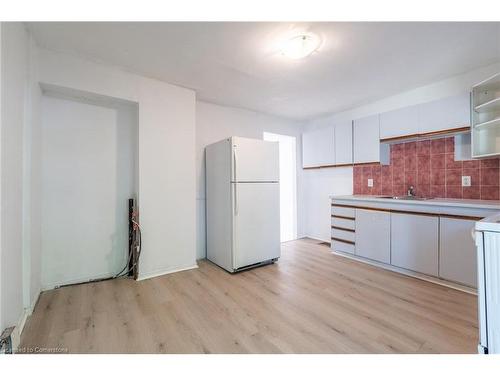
xmin=21 ymin=239 xmax=478 ymax=353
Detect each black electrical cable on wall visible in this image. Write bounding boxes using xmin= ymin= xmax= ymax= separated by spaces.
xmin=115 ymin=220 xmax=141 ymax=278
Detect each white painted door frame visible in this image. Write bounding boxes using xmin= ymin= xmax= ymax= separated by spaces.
xmin=263 ymin=132 xmax=298 ymax=242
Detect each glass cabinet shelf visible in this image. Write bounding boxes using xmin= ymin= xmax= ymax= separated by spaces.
xmin=475 ymin=97 xmax=500 ymax=113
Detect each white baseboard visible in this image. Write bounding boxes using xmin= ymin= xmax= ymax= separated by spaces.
xmin=10 ymin=311 xmax=27 ymax=351
xmin=137 ymin=264 xmax=199 ymax=281
xmin=41 ymin=263 xmax=200 ymax=289
xmin=27 ymin=288 xmax=41 ymax=316
xmin=10 ymin=288 xmax=41 ymax=353
xmin=41 ymin=271 xmax=116 ymax=291
xmin=304 ymin=235 xmax=329 ymax=243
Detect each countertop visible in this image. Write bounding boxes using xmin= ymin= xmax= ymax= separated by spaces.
xmin=331 ymin=195 xmax=500 ymax=210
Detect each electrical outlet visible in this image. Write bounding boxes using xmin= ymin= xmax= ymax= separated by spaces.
xmin=462 ymin=176 xmax=471 ymax=187
xmin=367 ymin=178 xmax=373 ymax=187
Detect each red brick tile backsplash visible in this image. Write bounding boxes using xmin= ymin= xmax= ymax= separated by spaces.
xmin=353 ymin=136 xmax=500 ymax=200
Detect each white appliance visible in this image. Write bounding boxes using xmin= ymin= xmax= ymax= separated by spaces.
xmin=206 ymin=136 xmax=280 ymax=273
xmin=475 ymin=213 xmax=500 ymax=354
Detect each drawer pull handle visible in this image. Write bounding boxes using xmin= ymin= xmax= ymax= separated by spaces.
xmin=332 ymin=226 xmax=355 ymax=233
xmin=332 ymin=215 xmax=355 ymax=220
xmin=331 ymin=237 xmax=355 ymax=245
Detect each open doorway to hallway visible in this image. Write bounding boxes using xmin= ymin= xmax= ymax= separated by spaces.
xmin=263 ymin=132 xmax=297 ymax=242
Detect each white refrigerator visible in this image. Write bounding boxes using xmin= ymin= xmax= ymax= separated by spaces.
xmin=206 ymin=136 xmax=280 ymax=273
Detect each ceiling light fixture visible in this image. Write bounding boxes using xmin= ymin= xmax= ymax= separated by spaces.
xmin=280 ymin=33 xmax=320 ymax=60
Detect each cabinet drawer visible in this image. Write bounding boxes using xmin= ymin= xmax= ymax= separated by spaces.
xmin=331 ymin=216 xmax=355 ymax=230
xmin=331 ymin=206 xmax=355 ymax=218
xmin=332 ymin=227 xmax=356 ymax=243
xmin=331 ymin=239 xmax=355 ymax=254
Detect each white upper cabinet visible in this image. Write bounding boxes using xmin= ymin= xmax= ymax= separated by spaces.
xmin=353 ymin=114 xmax=381 ymax=164
xmin=302 ymin=126 xmax=335 ymax=168
xmin=378 ymin=93 xmax=470 ymax=140
xmin=303 ymin=93 xmax=470 ymax=168
xmin=380 ymin=105 xmax=420 ymax=140
xmin=334 ymin=120 xmax=353 ymax=165
xmin=418 ymin=93 xmax=470 ymax=134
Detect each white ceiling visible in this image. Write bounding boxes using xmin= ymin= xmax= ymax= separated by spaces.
xmin=26 ymin=22 xmax=500 ymax=121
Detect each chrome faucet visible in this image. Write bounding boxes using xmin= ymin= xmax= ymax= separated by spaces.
xmin=407 ymin=185 xmax=416 ymax=197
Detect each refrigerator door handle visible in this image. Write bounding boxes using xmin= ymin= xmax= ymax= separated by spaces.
xmin=233 ymin=147 xmax=237 ymax=182
xmin=233 ymin=148 xmax=238 ymax=215
xmin=234 ymin=183 xmax=238 ymax=216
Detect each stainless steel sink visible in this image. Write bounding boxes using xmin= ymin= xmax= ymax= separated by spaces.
xmin=378 ymin=196 xmax=433 ymax=201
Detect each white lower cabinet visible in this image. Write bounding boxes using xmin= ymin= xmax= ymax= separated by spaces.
xmin=331 ymin=200 xmax=482 ymax=288
xmin=439 ymin=218 xmax=477 ymax=287
xmin=391 ymin=212 xmax=439 ymax=276
xmin=355 ymin=209 xmax=391 ymax=264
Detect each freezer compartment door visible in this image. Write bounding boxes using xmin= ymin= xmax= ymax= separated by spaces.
xmin=233 ymin=182 xmax=280 ymax=269
xmin=231 ymin=137 xmax=279 ymax=182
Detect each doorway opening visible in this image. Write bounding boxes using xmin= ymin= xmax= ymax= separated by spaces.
xmin=263 ymin=132 xmax=297 ymax=242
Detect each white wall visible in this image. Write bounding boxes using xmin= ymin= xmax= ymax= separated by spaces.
xmin=0 ymin=21 xmax=3 ymax=335
xmin=39 ymin=95 xmax=137 ymax=289
xmin=36 ymin=48 xmax=197 ymax=280
xmin=25 ymin=33 xmax=42 ymax=316
xmin=302 ymin=62 xmax=500 ymax=242
xmin=1 ymin=24 xmax=44 ymax=347
xmin=196 ymin=101 xmax=305 ymax=259
xmin=0 ymin=23 xmax=28 ymax=336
